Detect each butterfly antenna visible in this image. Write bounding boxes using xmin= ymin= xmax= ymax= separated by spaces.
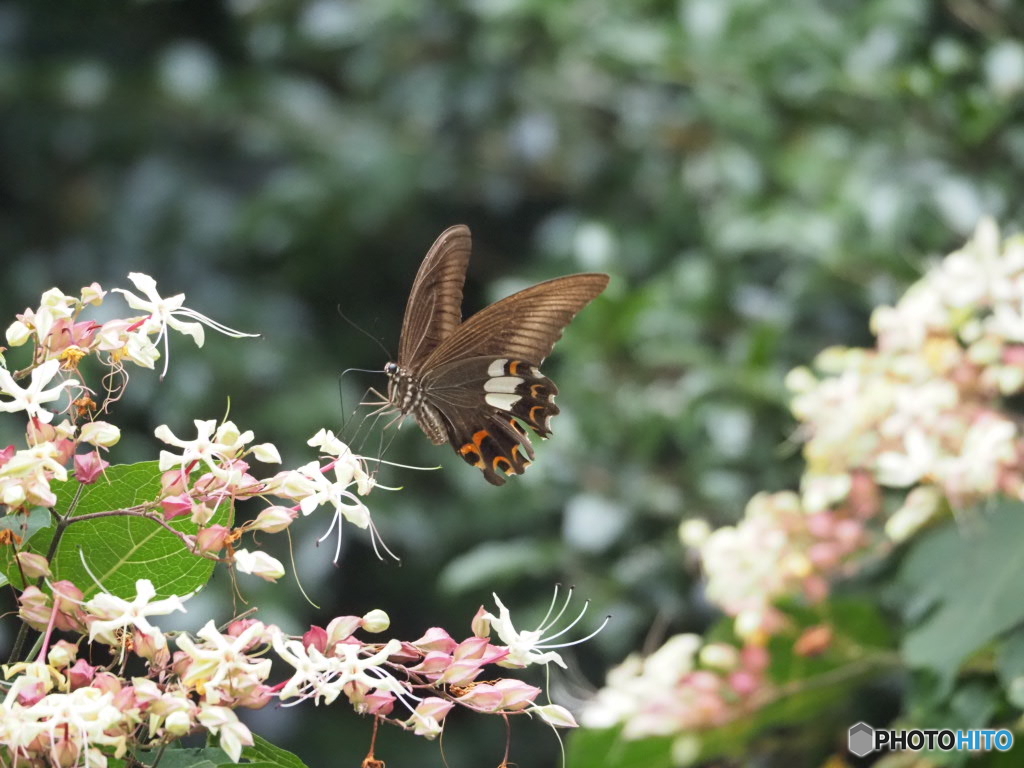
xmin=336 ymin=305 xmax=392 ymax=360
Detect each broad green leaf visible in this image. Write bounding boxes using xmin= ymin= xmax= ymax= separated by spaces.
xmin=6 ymin=461 xmax=231 ymax=599
xmin=997 ymin=627 xmax=1024 ymax=708
xmin=239 ymin=735 xmax=309 ymax=768
xmin=898 ymin=500 xmax=1024 ymax=688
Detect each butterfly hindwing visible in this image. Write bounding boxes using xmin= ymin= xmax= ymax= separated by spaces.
xmin=419 ymin=356 xmax=559 ymax=485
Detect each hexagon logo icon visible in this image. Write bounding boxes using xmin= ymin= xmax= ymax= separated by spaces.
xmin=848 ymin=722 xmax=875 ymax=757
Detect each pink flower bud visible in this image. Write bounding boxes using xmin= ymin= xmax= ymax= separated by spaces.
xmin=92 ymin=671 xmax=122 ymax=696
xmin=161 ymin=493 xmax=194 ymax=520
xmin=73 ymin=451 xmax=109 ymax=484
xmin=458 ymin=683 xmax=504 ymax=711
xmin=471 ymin=605 xmax=491 ymax=638
xmin=410 ymin=651 xmax=453 ymax=677
xmin=251 ymin=505 xmax=297 ymax=533
xmin=236 ymin=683 xmax=275 ymax=710
xmin=134 ymin=629 xmax=170 ymax=663
xmin=52 ymin=735 xmax=80 ymax=767
xmin=437 ymin=659 xmax=485 ymax=686
xmin=26 ymin=419 xmax=56 ymax=446
xmin=325 ymin=615 xmax=362 ymax=645
xmin=16 ymin=551 xmax=51 ymax=579
xmin=68 ymin=658 xmax=97 ymax=689
xmin=728 ymin=670 xmax=760 ymax=696
xmin=740 ymin=644 xmax=770 ymax=673
xmin=492 ymin=678 xmax=541 ymax=710
xmin=51 ymin=581 xmax=87 ymax=633
xmin=303 ymin=625 xmax=328 ymax=654
xmin=196 ymin=524 xmax=231 ymax=554
xmin=161 ymin=470 xmax=189 ymax=495
xmin=453 ymin=636 xmax=492 ymax=661
xmin=362 ymin=691 xmax=396 ymax=716
xmin=171 ymin=651 xmax=192 ymax=679
xmin=16 ymin=679 xmax=46 ymax=706
xmin=415 ymin=696 xmax=454 ymax=722
xmin=112 ymin=684 xmax=140 ymax=711
xmin=412 ymin=627 xmax=457 ymax=653
xmin=226 ymin=619 xmax=268 ymax=645
xmin=17 ymin=585 xmax=52 ymax=630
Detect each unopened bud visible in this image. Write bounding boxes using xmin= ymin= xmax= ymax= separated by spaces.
xmin=79 ymin=421 xmax=121 ymax=447
xmin=16 ymin=552 xmax=51 ymax=579
xmin=361 ymin=609 xmax=390 ymax=633
xmin=196 ymin=525 xmax=231 ymax=554
xmin=251 ymin=505 xmax=296 ymax=533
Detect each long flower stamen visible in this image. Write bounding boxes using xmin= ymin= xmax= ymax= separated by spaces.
xmin=535 ymin=614 xmax=611 ymax=651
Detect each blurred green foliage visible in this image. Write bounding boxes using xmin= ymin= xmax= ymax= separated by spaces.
xmin=1 ymin=0 xmax=1023 ymax=765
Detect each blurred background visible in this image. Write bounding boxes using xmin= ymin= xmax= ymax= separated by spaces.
xmin=1 ymin=0 xmax=1023 ymax=765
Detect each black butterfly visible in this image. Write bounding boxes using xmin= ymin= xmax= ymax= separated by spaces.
xmin=383 ymin=225 xmax=609 ymax=485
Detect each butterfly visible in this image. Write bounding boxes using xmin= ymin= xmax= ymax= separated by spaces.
xmin=382 ymin=225 xmax=609 ymax=485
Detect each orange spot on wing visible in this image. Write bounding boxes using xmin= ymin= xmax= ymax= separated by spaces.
xmin=493 ymin=456 xmax=514 ymax=475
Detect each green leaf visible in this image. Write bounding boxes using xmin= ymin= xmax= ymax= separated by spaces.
xmin=997 ymin=627 xmax=1024 ymax=708
xmin=897 ymin=500 xmax=1024 ymax=688
xmin=3 ymin=461 xmax=230 ymax=599
xmin=239 ymin=735 xmax=309 ymax=768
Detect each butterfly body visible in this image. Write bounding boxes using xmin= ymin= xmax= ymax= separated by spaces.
xmin=386 ymin=225 xmax=608 ymax=485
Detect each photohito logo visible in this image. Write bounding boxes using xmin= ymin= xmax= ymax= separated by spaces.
xmin=848 ymin=722 xmax=1013 ymax=757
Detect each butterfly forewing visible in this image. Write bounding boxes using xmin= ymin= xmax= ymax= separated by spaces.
xmin=386 ymin=226 xmax=608 ymax=484
xmin=397 ymin=224 xmax=472 ymax=370
xmin=421 ymin=273 xmax=609 ymax=369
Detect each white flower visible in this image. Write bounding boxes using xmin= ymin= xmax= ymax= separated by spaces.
xmin=176 ymin=620 xmax=273 ymax=704
xmin=155 ymin=419 xmax=250 ymax=482
xmin=251 ymin=442 xmax=281 ymax=463
xmin=85 ymin=578 xmax=188 ymax=646
xmin=481 ymin=588 xmax=606 ymax=669
xmin=875 ymin=427 xmax=938 ymax=487
xmin=196 ymin=705 xmax=253 ymax=762
xmin=0 ymin=359 xmax=79 ymax=424
xmin=16 ymin=686 xmax=127 ymax=759
xmin=232 ymin=549 xmax=285 ymax=581
xmin=273 ymin=631 xmax=405 ymax=706
xmin=112 ymin=272 xmax=257 ymax=377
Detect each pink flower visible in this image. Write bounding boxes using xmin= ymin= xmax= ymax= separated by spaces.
xmin=74 ymin=451 xmax=109 ymax=484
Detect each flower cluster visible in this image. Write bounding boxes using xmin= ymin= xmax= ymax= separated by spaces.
xmin=0 ymin=274 xmax=589 ymax=766
xmin=5 ymin=579 xmax=582 ymax=763
xmin=582 ymin=635 xmax=770 ymax=743
xmin=584 ymin=218 xmax=1024 ymax=741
